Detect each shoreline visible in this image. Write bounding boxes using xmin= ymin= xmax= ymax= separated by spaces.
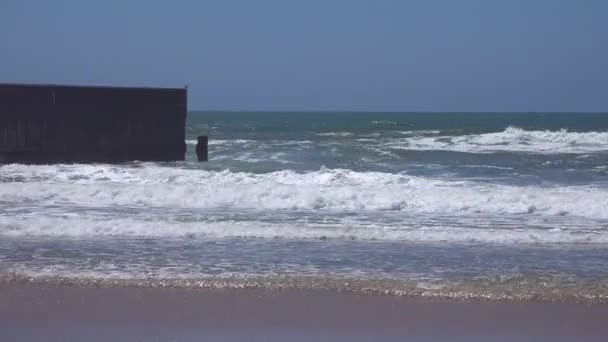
xmin=2 ymin=283 xmax=608 ymax=341
xmin=2 ymin=272 xmax=608 ymax=305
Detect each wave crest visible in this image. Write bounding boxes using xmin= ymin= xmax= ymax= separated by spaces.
xmin=1 ymin=165 xmax=607 ymax=220
xmin=385 ymin=126 xmax=608 ymax=154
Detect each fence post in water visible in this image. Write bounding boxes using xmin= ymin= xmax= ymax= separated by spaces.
xmin=196 ymin=136 xmax=208 ymax=162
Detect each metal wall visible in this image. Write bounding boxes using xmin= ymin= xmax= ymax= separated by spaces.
xmin=0 ymin=84 xmax=187 ymax=163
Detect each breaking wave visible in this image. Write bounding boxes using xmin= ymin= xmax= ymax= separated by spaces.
xmin=1 ymin=164 xmax=608 ymax=220
xmin=384 ymin=127 xmax=608 ymax=154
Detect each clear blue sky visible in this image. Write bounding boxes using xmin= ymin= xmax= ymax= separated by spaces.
xmin=1 ymin=0 xmax=607 ymax=112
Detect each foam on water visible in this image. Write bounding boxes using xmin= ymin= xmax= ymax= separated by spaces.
xmin=186 ymin=139 xmax=257 ymax=145
xmin=1 ymin=164 xmax=607 ymax=220
xmin=384 ymin=126 xmax=608 ymax=154
xmin=3 ymin=113 xmax=608 ymax=304
xmin=195 ymin=127 xmax=608 ymax=156
xmin=371 ymin=120 xmax=397 ymax=125
xmin=1 ymin=214 xmax=606 ymax=243
xmin=316 ymin=132 xmax=355 ymax=137
xmin=397 ymin=130 xmax=441 ymax=135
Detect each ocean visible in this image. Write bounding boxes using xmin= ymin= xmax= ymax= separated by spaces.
xmin=1 ymin=112 xmax=608 ymax=302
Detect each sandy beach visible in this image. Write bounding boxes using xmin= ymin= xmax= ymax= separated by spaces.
xmin=1 ymin=284 xmax=607 ymax=341
xmin=3 ymin=0 xmax=608 ymax=341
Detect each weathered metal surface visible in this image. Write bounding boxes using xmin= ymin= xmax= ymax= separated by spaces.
xmin=0 ymin=84 xmax=187 ymax=163
xmin=196 ymin=136 xmax=208 ymax=162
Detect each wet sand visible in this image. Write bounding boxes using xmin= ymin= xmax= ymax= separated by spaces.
xmin=1 ymin=284 xmax=607 ymax=341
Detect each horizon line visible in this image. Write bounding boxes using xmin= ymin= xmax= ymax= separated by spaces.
xmin=187 ymin=110 xmax=608 ymax=114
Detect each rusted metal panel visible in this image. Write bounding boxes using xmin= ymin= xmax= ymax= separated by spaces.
xmin=0 ymin=84 xmax=187 ymax=163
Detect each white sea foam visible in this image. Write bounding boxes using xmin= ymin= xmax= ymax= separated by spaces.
xmin=371 ymin=120 xmax=397 ymax=125
xmin=1 ymin=164 xmax=608 ymax=220
xmin=397 ymin=130 xmax=441 ymax=135
xmin=1 ymin=214 xmax=606 ymax=244
xmin=384 ymin=127 xmax=608 ymax=154
xmin=186 ymin=139 xmax=257 ymax=145
xmin=316 ymin=132 xmax=355 ymax=137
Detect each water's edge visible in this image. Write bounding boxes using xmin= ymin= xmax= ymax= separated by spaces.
xmin=3 ymin=273 xmax=608 ymax=304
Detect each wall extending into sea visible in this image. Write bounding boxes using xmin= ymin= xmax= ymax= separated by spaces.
xmin=0 ymin=84 xmax=187 ymax=163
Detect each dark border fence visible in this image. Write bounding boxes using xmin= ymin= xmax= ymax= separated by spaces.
xmin=0 ymin=84 xmax=187 ymax=163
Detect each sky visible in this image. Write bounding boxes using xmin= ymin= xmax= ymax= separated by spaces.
xmin=1 ymin=0 xmax=607 ymax=112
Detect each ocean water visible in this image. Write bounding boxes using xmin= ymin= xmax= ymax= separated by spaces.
xmin=2 ymin=112 xmax=608 ymax=302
